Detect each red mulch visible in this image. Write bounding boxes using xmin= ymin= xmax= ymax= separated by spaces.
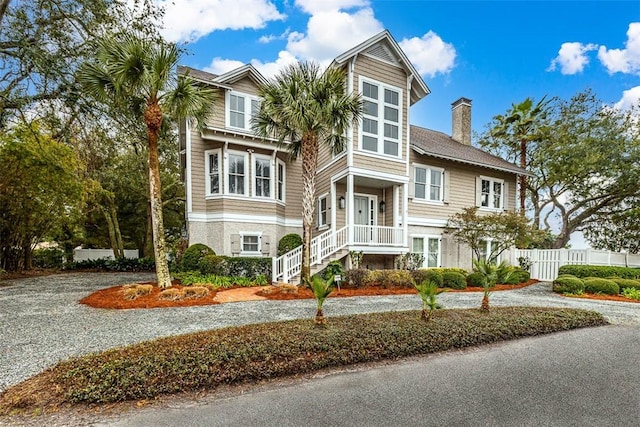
xmin=565 ymin=293 xmax=640 ymax=304
xmin=79 ymin=281 xmax=220 ymax=309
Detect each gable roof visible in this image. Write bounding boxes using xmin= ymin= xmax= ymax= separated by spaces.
xmin=178 ymin=64 xmax=268 ymax=89
xmin=410 ymin=125 xmax=529 ymax=175
xmin=331 ymin=30 xmax=430 ymax=105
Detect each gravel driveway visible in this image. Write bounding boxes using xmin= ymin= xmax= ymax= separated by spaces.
xmin=1 ymin=272 xmax=639 ymax=393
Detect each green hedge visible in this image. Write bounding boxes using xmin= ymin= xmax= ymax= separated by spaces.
xmin=64 ymin=257 xmax=155 ymax=272
xmin=557 ymin=265 xmax=640 ymax=279
xmin=609 ymin=278 xmax=640 ymax=291
xmin=343 ymin=268 xmax=370 ymax=289
xmin=277 ymin=233 xmax=302 ymax=256
xmin=442 ymin=271 xmax=466 ymax=289
xmin=583 ymin=278 xmax=619 ymax=295
xmin=552 ymin=275 xmax=584 ymax=294
xmin=368 ymin=269 xmax=414 ymax=289
xmin=181 ymin=244 xmax=215 ymax=271
xmin=199 ymin=255 xmax=271 ymax=280
xmin=32 ymin=248 xmax=65 ymax=269
xmin=411 ymin=269 xmax=443 ymax=287
xmin=466 ymin=272 xmax=486 ymax=287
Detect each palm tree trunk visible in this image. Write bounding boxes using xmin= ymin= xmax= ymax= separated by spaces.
xmin=519 ymin=139 xmax=527 ymax=215
xmin=145 ymin=100 xmax=172 ymax=289
xmin=315 ymin=308 xmax=326 ymax=325
xmin=481 ymin=293 xmax=490 ymax=311
xmin=300 ymin=132 xmax=318 ymax=287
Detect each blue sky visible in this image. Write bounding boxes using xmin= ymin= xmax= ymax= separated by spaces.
xmin=157 ymin=0 xmax=640 ymax=137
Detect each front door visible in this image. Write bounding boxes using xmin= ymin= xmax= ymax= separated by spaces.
xmin=354 ymin=195 xmax=375 ymax=243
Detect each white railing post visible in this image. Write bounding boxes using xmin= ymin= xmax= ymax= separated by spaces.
xmin=585 ymin=248 xmax=592 ymax=265
xmin=272 ymin=257 xmax=277 ymax=283
xmin=531 ymin=249 xmax=539 ymax=280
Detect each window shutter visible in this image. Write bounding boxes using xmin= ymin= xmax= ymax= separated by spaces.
xmin=475 ymin=177 xmax=482 ymax=206
xmin=503 ymin=181 xmax=509 ymax=211
xmin=231 ymin=234 xmax=241 ymax=255
xmin=440 ymin=237 xmax=448 ymax=268
xmin=261 ymin=235 xmax=270 ymax=256
xmin=326 ymin=197 xmax=332 ymax=226
xmin=408 ymin=165 xmax=415 ymax=199
xmin=443 ymin=170 xmax=450 ymax=203
xmin=316 ymin=199 xmax=320 ymax=228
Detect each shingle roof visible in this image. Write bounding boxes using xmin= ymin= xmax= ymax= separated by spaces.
xmin=410 ymin=125 xmax=529 ymax=175
xmin=178 ymin=65 xmax=217 ymax=81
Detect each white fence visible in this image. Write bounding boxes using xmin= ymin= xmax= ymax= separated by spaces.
xmin=73 ymin=249 xmax=139 ymax=261
xmin=513 ymin=248 xmax=640 ymax=281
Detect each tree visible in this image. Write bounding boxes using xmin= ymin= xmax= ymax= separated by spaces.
xmin=0 ymin=122 xmax=83 ymax=271
xmin=479 ymin=90 xmax=640 ymax=248
xmin=253 ymin=61 xmax=362 ymax=287
xmin=480 ymin=96 xmax=549 ymax=217
xmin=583 ymin=202 xmax=640 ymax=255
xmin=78 ymin=32 xmax=216 ymax=288
xmin=446 ymin=207 xmax=540 ymax=262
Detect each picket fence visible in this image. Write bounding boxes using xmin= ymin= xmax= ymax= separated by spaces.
xmin=512 ymin=248 xmax=640 ymax=281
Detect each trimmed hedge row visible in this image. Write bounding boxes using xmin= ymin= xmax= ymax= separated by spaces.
xmin=199 ymin=254 xmax=271 ymax=280
xmin=558 ymin=265 xmax=640 ymax=279
xmin=553 ymin=274 xmax=640 ymax=296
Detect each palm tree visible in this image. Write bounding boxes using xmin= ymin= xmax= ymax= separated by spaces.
xmin=253 ymin=61 xmax=362 ymax=287
xmin=78 ymin=32 xmax=216 ymax=288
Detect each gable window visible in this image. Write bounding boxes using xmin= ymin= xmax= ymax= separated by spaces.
xmin=478 ymin=177 xmax=504 ymax=209
xmin=228 ymin=153 xmax=246 ymax=195
xmin=205 ymin=149 xmax=221 ymax=195
xmin=360 ymin=79 xmax=401 ymax=157
xmin=254 ymin=156 xmax=271 ymax=198
xmin=318 ymin=195 xmax=328 ymax=228
xmin=227 ymin=91 xmax=260 ymax=130
xmin=414 ymin=166 xmax=444 ymax=202
xmin=412 ymin=236 xmax=441 ymax=268
xmin=276 ymin=159 xmax=286 ymax=202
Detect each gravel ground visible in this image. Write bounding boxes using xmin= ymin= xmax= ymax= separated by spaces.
xmin=1 ymin=272 xmax=639 ymax=394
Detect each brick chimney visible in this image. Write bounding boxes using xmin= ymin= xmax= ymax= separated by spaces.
xmin=451 ymin=97 xmax=472 ymax=145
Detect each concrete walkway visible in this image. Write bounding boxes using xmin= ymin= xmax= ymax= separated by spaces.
xmin=1 ymin=272 xmax=639 ymax=394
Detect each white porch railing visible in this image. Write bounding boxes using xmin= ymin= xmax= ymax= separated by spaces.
xmin=513 ymin=248 xmax=640 ymax=281
xmin=272 ymin=225 xmax=403 ymax=283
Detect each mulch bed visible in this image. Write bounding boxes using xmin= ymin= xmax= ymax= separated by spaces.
xmin=564 ymin=293 xmax=640 ymax=304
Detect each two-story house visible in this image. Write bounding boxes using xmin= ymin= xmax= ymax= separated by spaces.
xmin=179 ymin=30 xmax=526 ymax=283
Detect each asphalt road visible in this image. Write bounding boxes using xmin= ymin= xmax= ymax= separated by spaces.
xmin=98 ymin=325 xmax=640 ymax=427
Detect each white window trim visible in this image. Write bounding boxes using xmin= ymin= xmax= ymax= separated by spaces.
xmin=317 ymin=193 xmax=329 ymax=229
xmin=253 ymin=154 xmax=273 ymax=199
xmin=226 ymin=90 xmax=261 ymax=131
xmin=479 ymin=175 xmax=505 ymax=211
xmin=225 ymin=150 xmax=249 ymax=196
xmin=411 ymin=234 xmax=442 ymax=268
xmin=240 ymin=231 xmax=262 ymax=256
xmin=358 ymin=77 xmax=403 ymax=159
xmin=413 ymin=164 xmax=445 ymax=204
xmin=204 ymin=148 xmax=221 ymax=197
xmin=276 ymin=158 xmax=286 ymax=203
xmin=479 ymin=238 xmax=501 ymax=263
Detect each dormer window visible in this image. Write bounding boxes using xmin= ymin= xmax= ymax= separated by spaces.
xmin=359 ymin=78 xmax=402 ymax=157
xmin=227 ymin=91 xmax=260 ymax=131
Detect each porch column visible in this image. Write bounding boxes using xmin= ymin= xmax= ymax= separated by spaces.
xmin=330 ymin=180 xmax=336 ymax=247
xmin=402 ymin=183 xmax=408 ymax=247
xmin=347 ymin=174 xmax=354 ymax=245
xmin=393 ymin=185 xmax=400 ymax=228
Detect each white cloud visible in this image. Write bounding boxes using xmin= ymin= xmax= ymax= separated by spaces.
xmin=204 ymin=58 xmax=246 ymax=75
xmin=204 ymin=51 xmax=297 ymax=78
xmin=614 ymin=86 xmax=640 ymax=110
xmin=598 ymin=22 xmax=640 ymax=74
xmin=156 ymin=0 xmax=285 ymax=43
xmin=399 ymin=31 xmax=456 ymax=78
xmin=259 ymin=29 xmax=291 ymax=44
xmin=286 ymin=7 xmax=383 ymax=64
xmin=548 ymin=42 xmax=597 ymax=75
xmin=294 ymin=0 xmax=369 ymax=14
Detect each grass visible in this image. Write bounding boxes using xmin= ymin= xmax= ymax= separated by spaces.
xmin=0 ymin=307 xmax=606 ymax=414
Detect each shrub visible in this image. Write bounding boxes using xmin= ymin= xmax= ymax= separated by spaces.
xmin=430 ymin=268 xmax=468 ymax=277
xmin=64 ymin=257 xmax=154 ymax=272
xmin=277 ymin=234 xmax=302 ymax=256
xmin=495 ymin=261 xmax=515 ymax=284
xmin=182 ymin=286 xmax=209 ymax=299
xmin=160 ymin=288 xmax=184 ymax=300
xmin=515 ymin=269 xmax=531 ymax=284
xmin=32 ymin=248 xmax=65 ymax=269
xmin=343 ymin=268 xmax=371 ymax=289
xmin=321 ymin=260 xmax=344 ymax=282
xmin=609 ymin=278 xmax=640 ymax=291
xmin=199 ymin=255 xmax=227 ymax=276
xmin=121 ymin=284 xmax=153 ymax=300
xmin=552 ymin=276 xmax=584 ymax=294
xmin=411 ymin=269 xmax=443 ymax=288
xmin=368 ymin=270 xmax=414 ymax=289
xmin=466 ymin=272 xmax=486 ymax=288
xmin=622 ymin=287 xmax=640 ymax=301
xmin=224 ymin=257 xmax=271 ymax=279
xmin=558 ymin=265 xmax=640 ymax=280
xmin=442 ymin=271 xmax=466 ymax=289
xmin=181 ymin=244 xmax=215 ymax=272
xmin=583 ymin=278 xmax=619 ymax=295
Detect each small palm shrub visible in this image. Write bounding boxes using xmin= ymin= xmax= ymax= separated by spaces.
xmin=309 ymin=275 xmax=335 ymax=325
xmin=182 ymin=244 xmax=215 ymax=271
xmin=495 ymin=261 xmax=515 ymax=284
xmin=411 ymin=269 xmax=443 ymax=288
xmin=442 ymin=271 xmax=466 ymax=289
xmin=583 ymin=278 xmax=619 ymax=295
xmin=277 ymin=234 xmax=302 ymax=256
xmin=414 ymin=280 xmax=444 ymax=321
xmin=552 ymin=275 xmax=584 ymax=294
xmin=622 ymin=287 xmax=640 ymax=301
xmin=472 ymin=259 xmax=499 ymax=311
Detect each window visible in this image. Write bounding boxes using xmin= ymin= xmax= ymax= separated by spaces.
xmin=318 ymin=195 xmax=328 ymax=227
xmin=479 ymin=177 xmax=504 ymax=209
xmin=412 ymin=236 xmax=441 ymax=268
xmin=276 ymin=159 xmax=285 ymax=202
xmin=414 ymin=166 xmax=444 ymax=202
xmin=479 ymin=239 xmax=500 ymax=263
xmin=228 ymin=153 xmax=246 ymax=195
xmin=227 ymin=92 xmax=260 ymax=130
xmin=360 ymin=79 xmax=401 ymax=157
xmin=205 ymin=150 xmax=221 ymax=195
xmin=242 ymin=234 xmax=260 ymax=253
xmin=254 ymin=157 xmax=270 ymax=198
